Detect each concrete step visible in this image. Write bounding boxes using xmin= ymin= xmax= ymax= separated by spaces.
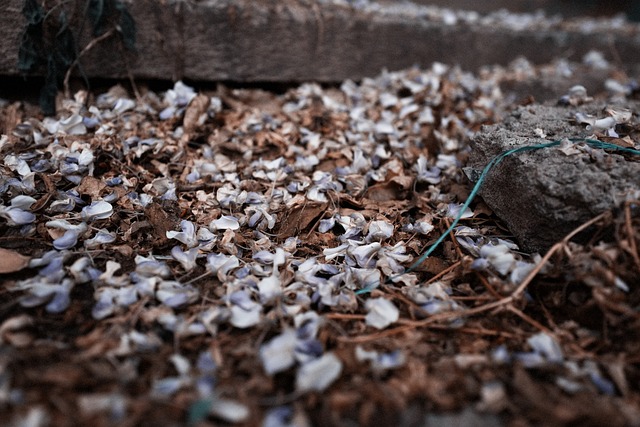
xmin=2 ymin=0 xmax=640 ymax=83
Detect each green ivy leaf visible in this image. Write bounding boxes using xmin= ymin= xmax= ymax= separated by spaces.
xmin=22 ymin=0 xmax=44 ymax=25
xmin=187 ymin=398 xmax=212 ymax=426
xmin=88 ymin=0 xmax=109 ymax=36
xmin=55 ymin=12 xmax=77 ymax=69
xmin=18 ymin=27 xmax=43 ymax=72
xmin=40 ymin=54 xmax=58 ymax=116
xmin=116 ymin=1 xmax=136 ymax=51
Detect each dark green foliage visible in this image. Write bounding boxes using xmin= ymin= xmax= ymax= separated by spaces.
xmin=22 ymin=0 xmax=44 ymax=25
xmin=116 ymin=1 xmax=136 ymax=52
xmin=54 ymin=12 xmax=77 ymax=69
xmin=88 ymin=0 xmax=111 ymax=37
xmin=18 ymin=29 xmax=44 ymax=73
xmin=40 ymin=55 xmax=59 ymax=116
xmin=17 ymin=0 xmax=137 ymax=116
xmin=18 ymin=0 xmax=45 ymax=73
xmin=37 ymin=12 xmax=78 ymax=116
xmin=88 ymin=0 xmax=136 ymax=51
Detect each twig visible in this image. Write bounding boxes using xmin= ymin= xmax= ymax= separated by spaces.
xmin=423 ymin=259 xmax=462 ymax=284
xmin=623 ymin=202 xmax=640 ymax=272
xmin=475 ymin=271 xmax=503 ymax=300
xmin=507 ymin=305 xmax=552 ymax=334
xmin=64 ymin=29 xmax=116 ymax=98
xmin=335 ymin=324 xmax=415 ymax=344
xmin=444 ymin=217 xmax=464 ymax=259
xmin=338 ymin=212 xmax=611 ymax=342
xmin=123 ymin=47 xmax=142 ymax=103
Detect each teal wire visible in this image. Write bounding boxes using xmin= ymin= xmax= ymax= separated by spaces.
xmin=373 ymin=137 xmax=640 ymax=288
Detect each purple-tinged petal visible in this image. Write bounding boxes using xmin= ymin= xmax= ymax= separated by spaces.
xmin=365 ymin=298 xmax=399 ymax=330
xmin=53 ymin=229 xmax=81 ymax=250
xmin=295 ymin=353 xmax=342 ymax=392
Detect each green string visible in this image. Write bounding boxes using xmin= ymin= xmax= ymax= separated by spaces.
xmin=357 ymin=137 xmax=640 ymax=293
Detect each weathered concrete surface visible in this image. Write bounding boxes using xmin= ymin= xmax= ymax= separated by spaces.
xmin=2 ymin=0 xmax=640 ymax=82
xmin=408 ymin=0 xmax=640 ymax=19
xmin=469 ymin=103 xmax=640 ymax=253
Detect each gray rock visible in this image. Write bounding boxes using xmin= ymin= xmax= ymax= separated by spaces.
xmin=468 ymin=102 xmax=640 ymax=253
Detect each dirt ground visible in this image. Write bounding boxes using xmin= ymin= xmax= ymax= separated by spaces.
xmin=1 ymin=57 xmax=639 ymax=427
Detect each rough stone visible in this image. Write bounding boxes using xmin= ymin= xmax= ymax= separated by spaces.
xmin=468 ymin=102 xmax=640 ymax=253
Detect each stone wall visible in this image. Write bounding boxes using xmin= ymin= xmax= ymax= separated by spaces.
xmin=2 ymin=0 xmax=640 ymax=83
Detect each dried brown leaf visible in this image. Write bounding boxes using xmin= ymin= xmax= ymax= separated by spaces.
xmin=0 ymin=247 xmax=30 ymax=273
xmin=0 ymin=315 xmax=34 ymax=347
xmin=277 ymin=202 xmax=328 ymax=239
xmin=183 ymin=94 xmax=210 ymax=134
xmin=77 ymin=176 xmax=107 ymax=197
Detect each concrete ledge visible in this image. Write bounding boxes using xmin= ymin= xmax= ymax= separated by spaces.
xmin=2 ymin=0 xmax=640 ymax=82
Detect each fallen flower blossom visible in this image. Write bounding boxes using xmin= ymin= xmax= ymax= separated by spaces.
xmin=365 ymin=297 xmax=399 ymax=329
xmin=355 ymin=346 xmax=406 ymax=372
xmin=210 ymin=215 xmax=240 ymax=231
xmin=166 ymin=220 xmax=199 ymax=247
xmin=260 ymin=329 xmax=298 ymax=375
xmin=171 ymin=246 xmax=200 ymax=271
xmin=295 ymin=352 xmax=343 ymax=393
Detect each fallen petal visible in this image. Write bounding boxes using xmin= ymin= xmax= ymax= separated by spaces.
xmin=296 ymin=352 xmax=342 ymax=392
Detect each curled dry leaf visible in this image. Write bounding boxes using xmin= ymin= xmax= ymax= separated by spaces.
xmin=183 ymin=94 xmax=211 ymax=135
xmin=0 ymin=315 xmax=34 ymax=347
xmin=0 ymin=247 xmax=31 ymax=274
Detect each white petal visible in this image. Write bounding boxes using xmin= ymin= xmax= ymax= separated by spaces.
xmin=294 ymin=311 xmax=321 ymax=339
xmin=11 ymin=195 xmax=37 ymax=210
xmin=527 ymin=333 xmax=563 ymax=363
xmin=113 ymin=98 xmax=136 ymax=115
xmin=206 ymin=253 xmax=240 ymax=280
xmin=166 ymin=220 xmax=198 ymax=248
xmin=366 ymin=220 xmax=394 ymax=241
xmin=323 ymin=243 xmax=349 ymax=260
xmin=365 ymin=298 xmax=399 ymax=330
xmin=170 ymin=353 xmax=192 ymax=376
xmin=209 ymin=397 xmax=249 ymax=423
xmin=446 ymin=203 xmax=473 ymax=219
xmin=229 ymin=305 xmax=261 ymax=329
xmin=295 ymin=353 xmax=342 ymax=392
xmin=2 ymin=207 xmax=36 ymax=225
xmin=210 ymin=215 xmax=240 ymax=231
xmin=84 ymin=229 xmax=116 ymax=248
xmin=258 ymin=275 xmax=282 ymax=304
xmin=350 ymin=243 xmax=381 ymax=268
xmin=82 ymin=201 xmax=113 ymax=221
xmin=152 ymin=377 xmax=187 ymax=398
xmin=259 ymin=329 xmax=297 ymax=375
xmin=53 ymin=229 xmax=81 ymax=250
xmin=156 ymin=281 xmax=199 ymax=308
xmin=171 ymin=246 xmax=199 ymax=271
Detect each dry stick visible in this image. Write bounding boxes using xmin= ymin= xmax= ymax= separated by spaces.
xmin=336 ymin=212 xmax=610 ymax=343
xmin=332 ymin=316 xmax=518 ymax=343
xmin=507 ymin=305 xmax=552 ymax=334
xmin=475 ymin=271 xmax=503 ymax=300
xmin=537 ymin=296 xmax=560 ymax=331
xmin=444 ymin=217 xmax=465 ymax=259
xmin=383 ymin=287 xmax=420 ymax=321
xmin=63 ymin=29 xmax=116 ymax=98
xmin=506 ymin=212 xmax=608 ymax=298
xmin=123 ymin=51 xmax=142 ymax=103
xmin=325 ymin=313 xmax=365 ymax=321
xmin=336 ymin=324 xmax=416 ymax=344
xmin=624 ymin=202 xmax=640 ymax=272
xmin=423 ymin=323 xmax=519 ymax=339
xmin=422 ymin=259 xmax=462 ymax=284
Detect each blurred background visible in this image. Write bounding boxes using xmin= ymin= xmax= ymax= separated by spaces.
xmin=392 ymin=0 xmax=640 ymax=20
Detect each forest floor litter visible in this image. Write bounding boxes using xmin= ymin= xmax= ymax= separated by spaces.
xmin=1 ymin=54 xmax=640 ymax=426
